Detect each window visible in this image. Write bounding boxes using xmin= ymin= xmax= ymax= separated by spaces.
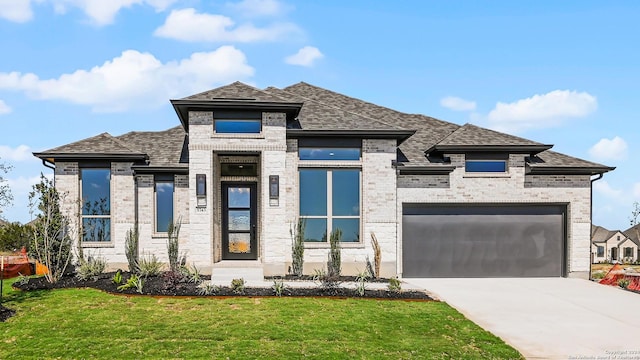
xmin=597 ymin=246 xmax=604 ymax=257
xmin=155 ymin=177 xmax=174 ymax=233
xmin=624 ymin=247 xmax=633 ymax=258
xmin=81 ymin=168 xmax=111 ymax=242
xmin=465 ymin=160 xmax=507 ymax=173
xmin=214 ymin=111 xmax=261 ymax=134
xmin=299 ymin=148 xmax=360 ymax=161
xmin=299 ymin=169 xmax=360 ymax=242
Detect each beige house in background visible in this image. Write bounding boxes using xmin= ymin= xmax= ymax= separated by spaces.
xmin=35 ymin=82 xmax=614 ymax=279
xmin=591 ymin=225 xmax=640 ymax=263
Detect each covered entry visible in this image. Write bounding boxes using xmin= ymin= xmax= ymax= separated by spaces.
xmin=402 ymin=204 xmax=566 ymax=278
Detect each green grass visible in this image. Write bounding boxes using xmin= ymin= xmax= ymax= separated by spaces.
xmin=1 ymin=278 xmax=522 ymax=359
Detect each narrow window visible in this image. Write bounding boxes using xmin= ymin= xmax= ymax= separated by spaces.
xmin=299 ymin=148 xmax=361 ymax=161
xmin=597 ymin=246 xmax=604 ymax=257
xmin=299 ymin=169 xmax=360 ymax=242
xmin=155 ymin=178 xmax=174 ymax=233
xmin=465 ymin=160 xmax=507 ymax=173
xmin=81 ymin=168 xmax=111 ymax=242
xmin=214 ymin=111 xmax=261 ymax=134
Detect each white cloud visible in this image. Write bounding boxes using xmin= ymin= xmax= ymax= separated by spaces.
xmin=284 ymin=46 xmax=323 ymax=67
xmin=154 ymin=8 xmax=299 ymax=42
xmin=487 ymin=90 xmax=597 ymax=133
xmin=0 ymin=0 xmax=34 ymax=23
xmin=51 ymin=0 xmax=178 ymax=25
xmin=0 ymin=145 xmax=33 ymax=162
xmin=227 ymin=0 xmax=289 ymax=18
xmin=593 ymin=180 xmax=624 ymax=202
xmin=0 ymin=46 xmax=254 ymax=112
xmin=440 ymin=96 xmax=476 ymax=112
xmin=0 ymin=100 xmax=11 ymax=115
xmin=588 ymin=136 xmax=628 ymax=161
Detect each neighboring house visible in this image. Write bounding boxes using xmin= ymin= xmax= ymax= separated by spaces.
xmin=622 ymin=224 xmax=640 ymax=263
xmin=34 ymin=82 xmax=614 ymax=279
xmin=591 ymin=225 xmax=640 ymax=263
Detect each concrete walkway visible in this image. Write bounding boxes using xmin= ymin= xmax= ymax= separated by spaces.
xmin=404 ymin=278 xmax=640 ymax=359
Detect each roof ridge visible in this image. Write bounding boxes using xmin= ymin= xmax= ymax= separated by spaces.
xmin=269 ymin=86 xmax=408 ymax=131
xmin=107 ymin=132 xmax=145 ymax=154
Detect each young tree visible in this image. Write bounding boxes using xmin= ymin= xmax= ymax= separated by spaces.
xmin=630 ymin=201 xmax=640 ymax=243
xmin=29 ymin=174 xmax=74 ymax=283
xmin=0 ymin=157 xmax=13 ymax=219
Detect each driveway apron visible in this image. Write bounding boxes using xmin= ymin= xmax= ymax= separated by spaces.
xmin=404 ymin=278 xmax=640 ymax=359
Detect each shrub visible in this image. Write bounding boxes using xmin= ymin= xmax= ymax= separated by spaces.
xmin=117 ymin=274 xmax=144 ymax=293
xmin=388 ymin=277 xmax=402 ymax=293
xmin=618 ymin=278 xmax=630 ymax=289
xmin=313 ymin=268 xmax=341 ymax=292
xmin=124 ymin=225 xmax=139 ymax=273
xmin=231 ymin=278 xmax=246 ymax=294
xmin=290 ymin=218 xmax=305 ymax=276
xmin=76 ymin=255 xmax=106 ymax=281
xmin=138 ymin=254 xmax=164 ymax=277
xmin=185 ymin=264 xmax=202 ymax=284
xmin=112 ymin=269 xmax=123 ymax=285
xmin=355 ymin=271 xmax=369 ymax=297
xmin=370 ymin=232 xmax=381 ymax=279
xmin=327 ymin=228 xmax=342 ymax=278
xmin=591 ymin=271 xmax=606 ymax=280
xmin=272 ymin=279 xmax=287 ymax=297
xmin=197 ymin=283 xmax=219 ymax=296
xmin=167 ymin=219 xmax=183 ymax=272
xmin=29 ymin=175 xmax=74 ymax=284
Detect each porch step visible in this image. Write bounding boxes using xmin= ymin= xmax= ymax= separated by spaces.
xmin=210 ymin=261 xmax=264 ymax=284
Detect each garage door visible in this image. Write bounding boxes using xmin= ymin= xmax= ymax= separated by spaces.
xmin=402 ymin=204 xmax=566 ymax=278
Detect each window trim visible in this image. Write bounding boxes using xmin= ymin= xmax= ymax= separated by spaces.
xmin=154 ymin=175 xmax=175 ymax=234
xmin=299 ymin=168 xmax=361 ymax=244
xmin=80 ymin=167 xmax=112 ymax=243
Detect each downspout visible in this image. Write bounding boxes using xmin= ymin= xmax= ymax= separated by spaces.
xmin=589 ymin=173 xmax=604 ymax=279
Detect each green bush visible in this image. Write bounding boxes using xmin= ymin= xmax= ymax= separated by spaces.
xmin=112 ymin=270 xmax=123 ymax=285
xmin=124 ymin=225 xmax=139 ymax=273
xmin=618 ymin=278 xmax=630 ymax=289
xmin=76 ymin=256 xmax=106 ymax=281
xmin=231 ymin=278 xmax=246 ymax=294
xmin=272 ymin=279 xmax=287 ymax=297
xmin=327 ymin=228 xmax=342 ymax=278
xmin=290 ymin=218 xmax=305 ymax=276
xmin=138 ymin=254 xmax=164 ymax=277
xmin=388 ymin=277 xmax=402 ymax=293
xmin=167 ymin=219 xmax=183 ymax=272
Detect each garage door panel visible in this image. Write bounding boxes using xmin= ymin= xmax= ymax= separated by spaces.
xmin=402 ymin=205 xmax=566 ymax=278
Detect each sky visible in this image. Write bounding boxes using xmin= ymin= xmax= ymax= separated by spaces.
xmin=0 ymin=0 xmax=638 ymax=231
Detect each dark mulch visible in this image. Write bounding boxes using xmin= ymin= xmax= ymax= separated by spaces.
xmin=0 ymin=304 xmax=16 ymax=322
xmin=12 ymin=271 xmax=432 ymax=300
xmin=266 ymin=274 xmax=390 ymax=283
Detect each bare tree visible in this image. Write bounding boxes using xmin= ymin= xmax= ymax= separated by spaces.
xmin=630 ymin=201 xmax=640 ymax=244
xmin=29 ymin=174 xmax=74 ymax=283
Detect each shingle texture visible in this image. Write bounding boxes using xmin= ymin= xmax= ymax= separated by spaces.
xmin=591 ymin=224 xmax=616 ymax=243
xmin=36 ymin=81 xmax=612 ymax=172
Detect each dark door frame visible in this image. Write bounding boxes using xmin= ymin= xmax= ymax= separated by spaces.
xmin=221 ymin=182 xmax=258 ymax=260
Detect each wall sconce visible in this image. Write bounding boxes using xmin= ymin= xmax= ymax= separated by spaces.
xmin=196 ymin=174 xmax=206 ymax=206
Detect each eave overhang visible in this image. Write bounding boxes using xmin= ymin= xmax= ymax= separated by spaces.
xmin=426 ymin=144 xmax=554 ymax=155
xmin=131 ymin=166 xmax=189 ymax=174
xmin=525 ymin=164 xmax=616 ymax=176
xmin=397 ymin=165 xmax=456 ymax=175
xmin=171 ymin=99 xmax=303 ymax=132
xmin=32 ymin=152 xmax=148 ymax=164
xmin=287 ymin=129 xmax=416 ymax=145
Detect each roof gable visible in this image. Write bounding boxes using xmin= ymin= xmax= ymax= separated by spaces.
xmin=34 ymin=132 xmax=146 ymax=161
xmin=431 ymin=123 xmax=551 ymax=153
xmin=181 ymin=81 xmax=288 ymax=103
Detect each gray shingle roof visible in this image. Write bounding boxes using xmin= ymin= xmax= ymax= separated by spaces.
xmin=116 ymin=126 xmax=188 ymax=168
xmin=36 ymin=132 xmax=144 ymax=156
xmin=623 ymin=224 xmax=640 ymax=247
xmin=591 ymin=224 xmax=616 ymax=243
xmin=182 ymin=81 xmax=289 ymax=103
xmin=36 ymin=81 xmax=613 ymax=174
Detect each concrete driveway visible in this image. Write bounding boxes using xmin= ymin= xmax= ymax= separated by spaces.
xmin=404 ymin=278 xmax=640 ymax=359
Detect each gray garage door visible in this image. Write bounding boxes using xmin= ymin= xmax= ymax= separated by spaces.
xmin=402 ymin=204 xmax=566 ymax=278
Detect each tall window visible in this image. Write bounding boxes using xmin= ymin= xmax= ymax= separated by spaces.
xmin=81 ymin=168 xmax=111 ymax=242
xmin=299 ymin=169 xmax=360 ymax=242
xmin=155 ymin=178 xmax=174 ymax=233
xmin=624 ymin=247 xmax=633 ymax=258
xmin=597 ymin=246 xmax=604 ymax=257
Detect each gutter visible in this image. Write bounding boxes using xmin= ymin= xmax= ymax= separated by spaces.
xmin=589 ymin=173 xmax=604 ymax=279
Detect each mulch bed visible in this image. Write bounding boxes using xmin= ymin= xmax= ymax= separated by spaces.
xmin=0 ymin=304 xmax=16 ymax=322
xmin=12 ymin=271 xmax=433 ymax=300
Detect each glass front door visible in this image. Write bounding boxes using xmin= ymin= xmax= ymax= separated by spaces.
xmin=222 ymin=183 xmax=257 ymax=260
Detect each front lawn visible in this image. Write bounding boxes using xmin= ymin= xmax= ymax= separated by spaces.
xmin=0 ymin=279 xmax=522 ymax=359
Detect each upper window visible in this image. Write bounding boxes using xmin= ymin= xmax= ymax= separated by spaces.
xmin=299 ymin=148 xmax=361 ymax=161
xmin=214 ymin=111 xmax=261 ymax=134
xmin=155 ymin=177 xmax=174 ymax=233
xmin=299 ymin=169 xmax=360 ymax=243
xmin=465 ymin=161 xmax=507 ymax=173
xmin=81 ymin=168 xmax=111 ymax=242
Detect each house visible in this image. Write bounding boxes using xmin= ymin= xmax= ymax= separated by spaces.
xmin=591 ymin=225 xmax=640 ymax=263
xmin=34 ymin=82 xmax=614 ymax=279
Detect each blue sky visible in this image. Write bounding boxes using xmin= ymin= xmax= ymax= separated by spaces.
xmin=0 ymin=0 xmax=638 ymax=231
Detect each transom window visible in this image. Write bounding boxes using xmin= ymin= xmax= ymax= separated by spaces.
xmin=298 ymin=138 xmax=362 ymax=161
xmin=81 ymin=168 xmax=111 ymax=242
xmin=465 ymin=153 xmax=508 ymax=173
xmin=299 ymin=169 xmax=360 ymax=242
xmin=214 ymin=111 xmax=261 ymax=134
xmin=155 ymin=176 xmax=174 ymax=233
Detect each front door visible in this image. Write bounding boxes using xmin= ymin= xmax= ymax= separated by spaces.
xmin=222 ymin=183 xmax=257 ymax=260
xmin=611 ymin=248 xmax=618 ymax=262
